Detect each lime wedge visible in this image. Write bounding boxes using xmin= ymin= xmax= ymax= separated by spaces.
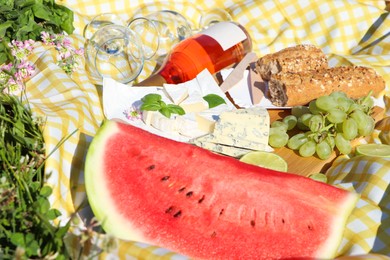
xmin=355 ymin=143 xmax=390 ymax=157
xmin=239 ymin=151 xmax=288 ymax=172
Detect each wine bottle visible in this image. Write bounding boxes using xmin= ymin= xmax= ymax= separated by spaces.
xmin=136 ymin=21 xmax=252 ymax=86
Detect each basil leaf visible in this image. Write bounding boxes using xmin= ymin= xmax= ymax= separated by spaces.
xmin=167 ymin=104 xmax=185 ymax=115
xmin=159 ymin=107 xmax=172 ymax=118
xmin=140 ymin=103 xmax=161 ymax=111
xmin=141 ymin=93 xmax=162 ymax=103
xmin=203 ymin=94 xmax=226 ymax=108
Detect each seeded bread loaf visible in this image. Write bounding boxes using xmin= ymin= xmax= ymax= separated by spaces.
xmin=268 ymin=66 xmax=386 ymax=107
xmin=255 ymin=44 xmax=328 ymax=81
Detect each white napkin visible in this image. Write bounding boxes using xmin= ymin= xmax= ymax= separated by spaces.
xmin=102 ymin=69 xmax=235 ymax=142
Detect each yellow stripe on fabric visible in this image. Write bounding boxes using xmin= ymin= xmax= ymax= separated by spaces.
xmin=328 ymin=156 xmax=390 ymax=256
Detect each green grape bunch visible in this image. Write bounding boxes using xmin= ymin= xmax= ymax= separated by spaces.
xmin=268 ymin=91 xmax=376 ymax=160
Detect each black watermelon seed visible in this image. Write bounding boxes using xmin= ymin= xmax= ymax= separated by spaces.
xmin=198 ymin=195 xmax=205 ymax=203
xmin=147 ymin=165 xmax=155 ymax=170
xmin=178 ymin=187 xmax=186 ymax=192
xmin=211 ymin=231 xmax=217 ymax=237
xmin=186 ymin=191 xmax=193 ymax=197
xmin=165 ymin=206 xmax=174 ymax=214
xmin=219 ymin=209 xmax=224 ymax=216
xmin=173 ymin=210 xmax=182 ymax=218
xmin=250 ymin=220 xmax=256 ymax=227
xmin=161 ymin=176 xmax=170 ymax=181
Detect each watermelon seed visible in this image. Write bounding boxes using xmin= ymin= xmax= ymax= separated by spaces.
xmin=219 ymin=209 xmax=224 ymax=216
xmin=147 ymin=164 xmax=155 ymax=170
xmin=308 ymin=225 xmax=313 ymax=230
xmin=250 ymin=220 xmax=256 ymax=227
xmin=198 ymin=195 xmax=205 ymax=203
xmin=211 ymin=231 xmax=217 ymax=238
xmin=161 ymin=176 xmax=170 ymax=181
xmin=178 ymin=187 xmax=186 ymax=192
xmin=173 ymin=210 xmax=182 ymax=218
xmin=185 ymin=191 xmax=193 ymax=197
xmin=282 ymin=218 xmax=285 ymax=224
xmin=165 ymin=206 xmax=174 ymax=214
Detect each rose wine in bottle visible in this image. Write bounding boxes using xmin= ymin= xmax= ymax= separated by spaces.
xmin=136 ymin=21 xmax=252 ymax=86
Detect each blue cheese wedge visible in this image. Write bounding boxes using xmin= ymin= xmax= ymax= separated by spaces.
xmin=191 ymin=135 xmax=253 ymax=158
xmin=192 ymin=107 xmax=272 ymax=154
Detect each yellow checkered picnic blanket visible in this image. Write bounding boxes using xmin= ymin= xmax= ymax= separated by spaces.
xmin=21 ymin=0 xmax=390 ymax=258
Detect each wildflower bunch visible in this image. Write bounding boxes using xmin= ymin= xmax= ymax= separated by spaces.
xmin=0 ymin=32 xmax=85 ymax=96
xmin=41 ymin=32 xmax=84 ymax=75
xmin=0 ymin=39 xmax=36 ymax=95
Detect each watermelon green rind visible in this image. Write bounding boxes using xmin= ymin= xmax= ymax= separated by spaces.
xmin=85 ymin=120 xmax=359 ymax=259
xmin=85 ymin=120 xmax=147 ymax=241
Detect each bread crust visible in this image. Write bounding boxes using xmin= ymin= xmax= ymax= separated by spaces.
xmin=255 ymin=44 xmax=328 ymax=81
xmin=268 ymin=66 xmax=386 ymax=107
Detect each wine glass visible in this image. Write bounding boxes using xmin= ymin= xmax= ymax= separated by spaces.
xmin=197 ymin=8 xmax=233 ymax=31
xmin=127 ymin=17 xmax=160 ymax=60
xmin=83 ymin=13 xmax=126 ymax=40
xmin=85 ymin=24 xmax=144 ymax=85
xmin=129 ymin=10 xmax=193 ymax=58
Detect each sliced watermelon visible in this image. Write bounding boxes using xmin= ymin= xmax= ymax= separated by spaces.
xmin=85 ymin=120 xmax=359 ymax=259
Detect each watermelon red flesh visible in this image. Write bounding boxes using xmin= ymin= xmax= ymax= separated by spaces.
xmin=85 ymin=120 xmax=359 ymax=259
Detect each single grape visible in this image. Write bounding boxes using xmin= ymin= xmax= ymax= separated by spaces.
xmin=342 ymin=118 xmax=358 ymax=140
xmin=271 ymin=120 xmax=288 ymax=132
xmin=282 ymin=115 xmax=297 ymax=130
xmin=347 ymin=103 xmax=363 ymax=114
xmin=269 ymin=127 xmax=286 ymax=136
xmin=309 ymin=114 xmax=324 ymax=132
xmin=299 ymin=140 xmax=316 ymax=157
xmin=330 ymin=91 xmax=348 ymax=99
xmin=316 ymin=141 xmax=332 ymax=160
xmin=297 ymin=113 xmax=312 ymax=131
xmin=300 ymin=113 xmax=313 ymax=127
xmin=335 ymin=96 xmax=353 ymax=112
xmin=327 ymin=108 xmax=347 ymax=124
xmin=357 ymin=115 xmax=374 ymax=136
xmin=309 ymin=100 xmax=323 ymax=115
xmin=269 ymin=132 xmax=289 ymax=148
xmin=291 ymin=106 xmax=310 ymax=118
xmin=335 ymin=133 xmax=352 ymax=154
xmin=349 ymin=110 xmax=375 ymax=137
xmin=287 ymin=133 xmax=308 ymax=150
xmin=315 ymin=95 xmax=337 ymax=112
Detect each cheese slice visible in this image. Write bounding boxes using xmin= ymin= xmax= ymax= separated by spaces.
xmin=214 ymin=107 xmax=270 ymax=143
xmin=192 ymin=106 xmax=272 ymax=153
xmin=176 ymin=113 xmax=209 ymax=138
xmin=179 ymin=91 xmax=209 ymax=113
xmin=142 ymin=111 xmax=177 ymax=133
xmin=191 ymin=135 xmax=253 ymax=158
xmin=163 ymin=84 xmax=188 ymax=104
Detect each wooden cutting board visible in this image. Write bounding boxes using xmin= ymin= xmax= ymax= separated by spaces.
xmin=268 ymin=106 xmax=384 ymax=177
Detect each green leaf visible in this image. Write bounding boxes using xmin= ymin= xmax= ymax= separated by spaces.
xmin=140 ymin=103 xmax=161 ymax=111
xmin=10 ymin=232 xmax=24 ymax=246
xmin=141 ymin=93 xmax=162 ymax=104
xmin=39 ymin=186 xmax=52 ymax=197
xmin=166 ymin=104 xmax=185 ymax=115
xmin=159 ymin=107 xmax=172 ymax=118
xmin=46 ymin=208 xmax=61 ymax=220
xmin=203 ymin=94 xmax=226 ymax=108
